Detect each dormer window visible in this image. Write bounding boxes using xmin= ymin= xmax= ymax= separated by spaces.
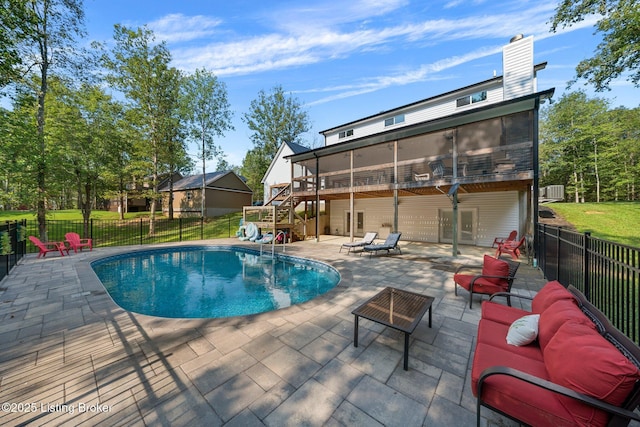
xmin=456 ymin=91 xmax=487 ymax=108
xmin=338 ymin=129 xmax=354 ymax=139
xmin=384 ymin=114 xmax=405 ymax=127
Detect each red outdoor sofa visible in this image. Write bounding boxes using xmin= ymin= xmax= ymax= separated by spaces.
xmin=472 ymin=280 xmax=640 ymax=426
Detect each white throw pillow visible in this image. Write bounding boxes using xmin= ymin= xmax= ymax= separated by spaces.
xmin=506 ymin=314 xmax=540 ymax=346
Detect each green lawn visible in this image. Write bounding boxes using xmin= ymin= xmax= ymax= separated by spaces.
xmin=547 ymin=202 xmax=640 ymax=248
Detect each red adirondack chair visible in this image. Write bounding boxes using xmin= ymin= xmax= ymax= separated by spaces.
xmin=495 ymin=236 xmax=526 ymax=260
xmin=29 ymin=236 xmax=69 ymax=258
xmin=65 ymin=232 xmax=93 ymax=253
xmin=492 ymin=230 xmax=517 ymax=248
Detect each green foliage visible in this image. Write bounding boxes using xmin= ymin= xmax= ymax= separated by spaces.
xmin=241 ymin=85 xmax=311 ymax=200
xmin=0 ymin=231 xmax=11 ymax=255
xmin=540 ymin=91 xmax=640 ymax=202
xmin=550 ymin=0 xmax=640 ymax=91
xmin=0 ymin=0 xmax=37 ymax=89
xmin=548 ymin=202 xmax=640 ymax=247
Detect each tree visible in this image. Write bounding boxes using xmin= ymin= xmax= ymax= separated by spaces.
xmin=550 ymin=0 xmax=640 ymax=91
xmin=181 ymin=68 xmax=233 ymax=217
xmin=46 ymin=79 xmax=129 ymax=234
xmin=241 ymin=85 xmax=310 ymax=200
xmin=540 ymin=91 xmax=610 ymax=202
xmin=13 ymin=0 xmax=86 ymax=239
xmin=0 ymin=0 xmax=37 ymax=90
xmin=104 ymin=25 xmax=185 ymax=234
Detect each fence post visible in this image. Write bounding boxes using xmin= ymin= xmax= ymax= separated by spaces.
xmin=555 ymin=226 xmax=562 ymax=282
xmin=201 ymin=217 xmax=204 ymax=240
xmin=584 ymin=232 xmax=591 ymax=299
xmin=179 ymin=217 xmax=183 ymax=241
xmin=140 ymin=218 xmax=143 ymax=245
xmin=90 ymin=218 xmax=94 ymax=241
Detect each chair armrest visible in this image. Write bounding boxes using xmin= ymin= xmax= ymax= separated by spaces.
xmin=454 ymin=264 xmax=482 ymax=275
xmin=477 ymin=366 xmax=640 ymax=422
xmin=488 ymin=291 xmax=531 ymax=302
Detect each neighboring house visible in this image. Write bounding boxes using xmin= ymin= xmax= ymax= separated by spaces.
xmin=284 ymin=34 xmax=553 ymax=247
xmin=107 ymin=173 xmax=182 ymax=213
xmin=161 ymin=171 xmax=253 ymax=218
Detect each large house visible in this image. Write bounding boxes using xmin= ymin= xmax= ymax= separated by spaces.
xmin=252 ymin=34 xmax=554 ymax=248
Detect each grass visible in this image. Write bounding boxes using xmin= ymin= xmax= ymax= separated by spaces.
xmin=546 ymin=202 xmax=640 ymax=248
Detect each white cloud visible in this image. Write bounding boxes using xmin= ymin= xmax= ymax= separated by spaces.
xmin=147 ymin=13 xmax=223 ymax=43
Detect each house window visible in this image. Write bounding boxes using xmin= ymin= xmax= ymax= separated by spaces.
xmin=186 ymin=191 xmax=192 ymax=201
xmin=338 ymin=129 xmax=354 ymax=139
xmin=384 ymin=114 xmax=405 ymax=127
xmin=456 ymin=91 xmax=487 ymax=108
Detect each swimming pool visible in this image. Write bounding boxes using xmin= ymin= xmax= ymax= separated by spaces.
xmin=91 ymin=246 xmax=341 ymax=319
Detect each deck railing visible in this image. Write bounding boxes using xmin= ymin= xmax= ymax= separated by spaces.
xmin=0 ymin=220 xmax=28 ymax=283
xmin=537 ymin=223 xmax=640 ymax=345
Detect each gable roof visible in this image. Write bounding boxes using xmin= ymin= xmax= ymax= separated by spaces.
xmin=261 ymin=141 xmax=311 ymax=183
xmin=160 ymin=171 xmax=251 ymax=192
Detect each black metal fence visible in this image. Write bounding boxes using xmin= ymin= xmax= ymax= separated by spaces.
xmin=0 ymin=220 xmax=28 ymax=283
xmin=537 ymin=223 xmax=640 ymax=345
xmin=1 ymin=216 xmax=245 ymax=282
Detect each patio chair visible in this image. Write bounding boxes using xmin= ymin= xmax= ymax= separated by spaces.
xmin=491 ymin=230 xmax=517 ymax=248
xmin=453 ymin=255 xmax=519 ymax=308
xmin=495 ymin=236 xmax=526 ymax=260
xmin=361 ymin=232 xmax=402 ymax=257
xmin=29 ymin=236 xmax=69 ymax=258
xmin=65 ymin=232 xmax=93 ymax=253
xmin=428 ymin=160 xmax=453 ymax=178
xmin=339 ymin=232 xmax=378 ymax=254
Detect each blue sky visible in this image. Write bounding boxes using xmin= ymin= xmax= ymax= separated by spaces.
xmin=83 ymin=0 xmax=639 ymax=169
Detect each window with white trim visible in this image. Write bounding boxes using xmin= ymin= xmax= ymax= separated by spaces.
xmin=338 ymin=129 xmax=354 ymax=139
xmin=456 ymin=91 xmax=487 ymax=108
xmin=384 ymin=114 xmax=405 ymax=127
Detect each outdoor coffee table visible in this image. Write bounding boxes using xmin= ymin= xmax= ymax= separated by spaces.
xmin=352 ymin=287 xmax=434 ymax=370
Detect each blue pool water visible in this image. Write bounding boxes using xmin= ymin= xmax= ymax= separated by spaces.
xmin=91 ymin=246 xmax=340 ymax=318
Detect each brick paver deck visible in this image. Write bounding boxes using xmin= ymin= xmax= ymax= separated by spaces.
xmin=0 ymin=237 xmax=548 ymax=426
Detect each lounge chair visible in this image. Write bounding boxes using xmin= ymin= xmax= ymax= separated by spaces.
xmin=362 ymin=232 xmax=402 ymax=257
xmin=339 ymin=232 xmax=377 ymax=254
xmin=65 ymin=232 xmax=93 ymax=253
xmin=29 ymin=236 xmax=69 ymax=258
xmin=491 ymin=230 xmax=517 ymax=248
xmin=453 ymin=255 xmax=519 ymax=308
xmin=495 ymin=236 xmax=526 ymax=260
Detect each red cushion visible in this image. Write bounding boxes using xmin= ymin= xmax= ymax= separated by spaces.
xmin=472 ymin=343 xmax=576 ymax=426
xmin=481 ymin=255 xmax=510 ymax=286
xmin=454 ymin=274 xmax=506 ymax=295
xmin=544 ymin=322 xmax=640 ymax=426
xmin=481 ymin=301 xmax=530 ymax=326
xmin=537 ymin=299 xmax=593 ymax=352
xmin=477 ymin=318 xmax=544 ymax=361
xmin=531 ymin=281 xmax=575 ymax=314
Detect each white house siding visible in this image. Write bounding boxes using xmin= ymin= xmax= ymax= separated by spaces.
xmin=329 ymin=191 xmax=521 ymax=247
xmin=503 ymin=36 xmax=534 ymax=100
xmin=263 ymin=146 xmax=294 ymax=203
xmin=324 ymin=84 xmax=504 ymax=146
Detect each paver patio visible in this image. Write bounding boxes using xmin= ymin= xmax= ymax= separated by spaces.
xmin=0 ymin=237 xmax=548 ymax=426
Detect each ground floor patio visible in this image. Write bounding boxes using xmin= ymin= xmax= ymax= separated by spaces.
xmin=0 ymin=237 xmax=548 ymax=426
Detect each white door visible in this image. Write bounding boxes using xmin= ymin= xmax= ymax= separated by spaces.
xmin=345 ymin=211 xmax=365 ymax=236
xmin=439 ymin=208 xmax=476 ymax=245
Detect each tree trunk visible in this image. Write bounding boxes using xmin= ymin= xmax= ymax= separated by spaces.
xmin=593 ymin=139 xmax=600 ymax=203
xmin=36 ymin=36 xmax=48 ymax=240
